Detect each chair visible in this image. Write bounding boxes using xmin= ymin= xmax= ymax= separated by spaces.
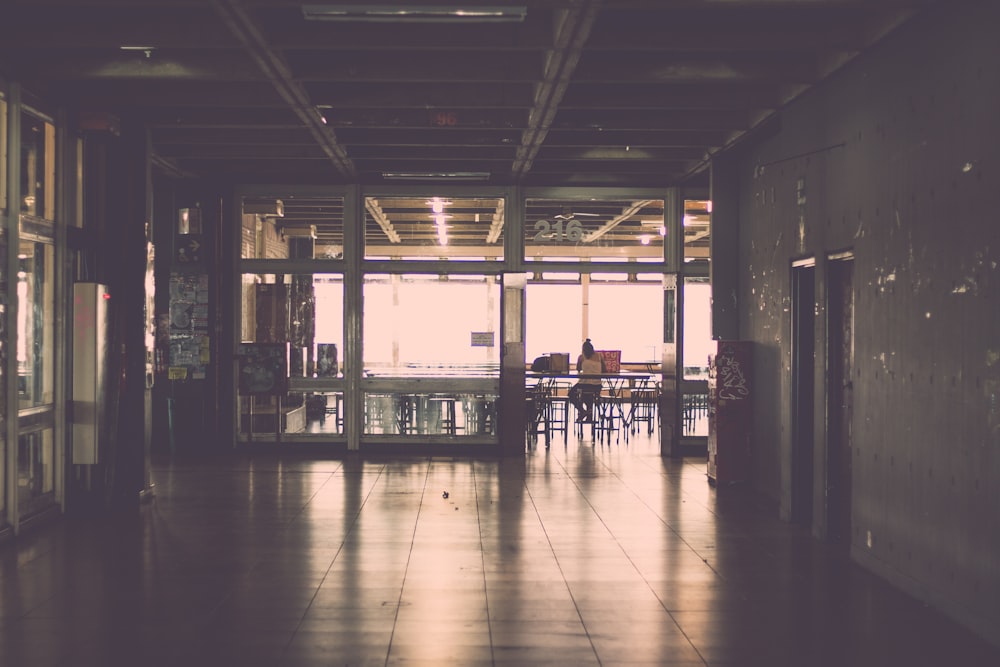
xmin=526 ymin=382 xmax=552 ymax=447
xmin=573 ymin=386 xmax=618 ymax=443
xmin=547 ymin=382 xmax=570 ymax=441
xmin=463 ymin=396 xmax=495 ymax=435
xmin=630 ymin=383 xmax=659 ymax=435
xmin=429 ymin=396 xmax=457 ymax=435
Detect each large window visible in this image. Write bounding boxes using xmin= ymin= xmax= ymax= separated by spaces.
xmin=527 ymin=277 xmax=663 ymax=364
xmin=363 ymin=274 xmax=499 ymax=370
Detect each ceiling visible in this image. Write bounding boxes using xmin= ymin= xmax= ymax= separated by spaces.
xmin=1 ymin=0 xmax=932 ymax=191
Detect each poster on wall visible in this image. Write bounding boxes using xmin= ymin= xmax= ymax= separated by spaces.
xmin=168 ymin=273 xmax=210 ymax=380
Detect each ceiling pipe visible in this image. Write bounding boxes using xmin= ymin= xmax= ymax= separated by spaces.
xmin=210 ymin=0 xmax=356 ymax=178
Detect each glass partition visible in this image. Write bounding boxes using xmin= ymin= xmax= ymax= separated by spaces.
xmin=364 ymin=195 xmax=504 ymax=261
xmin=18 ymin=237 xmax=54 ymax=409
xmin=362 ymin=274 xmax=500 ymax=438
xmin=238 ymin=272 xmax=344 ymax=437
xmin=17 ymin=226 xmax=55 ymax=518
xmin=525 ymin=197 xmax=665 ymax=263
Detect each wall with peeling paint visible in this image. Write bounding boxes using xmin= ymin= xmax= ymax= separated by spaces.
xmin=728 ymin=0 xmax=999 ymax=646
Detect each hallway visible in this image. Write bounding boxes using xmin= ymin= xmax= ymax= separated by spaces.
xmin=1 ymin=435 xmax=997 ymax=666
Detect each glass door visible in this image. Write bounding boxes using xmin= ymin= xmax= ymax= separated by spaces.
xmin=16 ymin=232 xmax=56 ymax=519
xmin=680 ymin=276 xmax=712 ymax=440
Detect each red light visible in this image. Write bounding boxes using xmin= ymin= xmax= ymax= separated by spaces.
xmin=102 ymin=293 xmax=111 ymax=300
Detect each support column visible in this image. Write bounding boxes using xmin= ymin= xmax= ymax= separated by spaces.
xmin=710 ymin=154 xmax=740 ymax=341
xmin=108 ymin=118 xmax=153 ymax=511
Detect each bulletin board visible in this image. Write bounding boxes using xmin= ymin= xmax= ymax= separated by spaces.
xmin=167 ymin=272 xmax=210 ymax=380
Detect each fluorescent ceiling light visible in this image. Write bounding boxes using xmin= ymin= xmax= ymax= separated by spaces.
xmin=303 ymin=5 xmax=526 ymax=22
xmin=383 ymin=172 xmax=491 ymax=181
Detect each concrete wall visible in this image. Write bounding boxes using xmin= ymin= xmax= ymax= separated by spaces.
xmin=727 ymin=0 xmax=999 ymax=646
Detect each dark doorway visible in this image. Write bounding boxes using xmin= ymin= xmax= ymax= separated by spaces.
xmin=791 ymin=261 xmax=815 ymax=527
xmin=826 ymin=255 xmax=854 ymax=547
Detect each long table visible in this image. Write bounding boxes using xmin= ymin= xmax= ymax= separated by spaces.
xmin=526 ymin=370 xmax=654 ymax=442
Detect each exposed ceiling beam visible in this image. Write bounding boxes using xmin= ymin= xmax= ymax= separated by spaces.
xmin=583 ymin=200 xmax=657 ymax=243
xmin=209 ymin=0 xmax=355 ymax=178
xmin=511 ymin=0 xmax=602 ymax=179
xmin=485 ymin=199 xmax=505 ymax=245
xmin=365 ymin=198 xmax=401 ymax=244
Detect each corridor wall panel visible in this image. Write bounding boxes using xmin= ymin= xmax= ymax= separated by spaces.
xmin=729 ymin=0 xmax=1000 ymax=648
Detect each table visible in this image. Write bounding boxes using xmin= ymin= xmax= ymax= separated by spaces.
xmin=526 ymin=371 xmax=654 ymax=442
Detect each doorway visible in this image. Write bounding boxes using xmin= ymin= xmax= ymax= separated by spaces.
xmin=791 ymin=260 xmax=815 ymax=527
xmin=826 ymin=254 xmax=854 ymax=546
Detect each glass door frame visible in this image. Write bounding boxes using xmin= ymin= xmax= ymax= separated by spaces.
xmin=5 ymin=88 xmax=70 ymax=531
xmin=228 ymin=183 xmax=709 ymax=455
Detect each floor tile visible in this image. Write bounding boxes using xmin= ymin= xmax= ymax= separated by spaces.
xmin=0 ymin=431 xmax=997 ymax=667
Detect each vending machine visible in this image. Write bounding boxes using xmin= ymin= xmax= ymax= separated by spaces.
xmin=707 ymin=340 xmax=752 ymax=485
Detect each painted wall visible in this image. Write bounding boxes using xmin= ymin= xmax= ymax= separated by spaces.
xmin=728 ymin=0 xmax=999 ymax=646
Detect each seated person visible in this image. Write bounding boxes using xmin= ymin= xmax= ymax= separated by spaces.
xmin=569 ymin=338 xmax=606 ymax=422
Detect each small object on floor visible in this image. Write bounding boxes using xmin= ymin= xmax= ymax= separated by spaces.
xmin=442 ymin=491 xmax=449 ymax=499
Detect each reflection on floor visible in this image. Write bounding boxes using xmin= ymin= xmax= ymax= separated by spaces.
xmin=2 ymin=432 xmax=998 ymax=666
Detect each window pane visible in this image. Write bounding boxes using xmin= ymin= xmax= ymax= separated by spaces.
xmin=526 ymin=283 xmax=582 ymax=361
xmin=364 ymin=196 xmax=504 ymax=261
xmin=18 ymin=239 xmax=54 ymax=408
xmin=238 ymin=274 xmax=345 ymax=439
xmin=525 ymin=197 xmax=665 ymax=263
xmin=241 ymin=196 xmax=344 ymax=260
xmin=240 ymin=273 xmax=343 ymax=378
xmin=683 ymin=277 xmax=713 ymax=379
xmin=362 ymin=274 xmax=500 ymax=369
xmin=589 ymin=282 xmax=663 ymax=363
xmin=684 ymin=199 xmax=711 ymax=264
xmin=20 ymin=111 xmax=55 ymax=220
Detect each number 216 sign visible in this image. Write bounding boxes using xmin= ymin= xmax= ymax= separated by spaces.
xmin=533 ymin=218 xmax=583 ymax=244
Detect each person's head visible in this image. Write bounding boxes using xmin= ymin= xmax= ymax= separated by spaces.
xmin=582 ymin=338 xmax=595 ymax=357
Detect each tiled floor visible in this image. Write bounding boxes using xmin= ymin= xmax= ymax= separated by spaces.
xmin=2 ymin=432 xmax=998 ymax=666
